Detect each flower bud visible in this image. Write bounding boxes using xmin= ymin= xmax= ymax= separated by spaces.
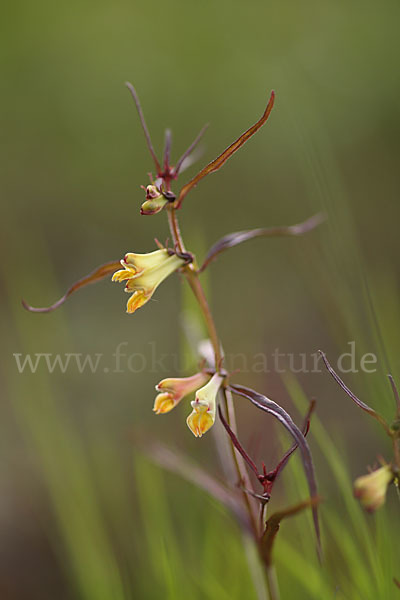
xmin=186 ymin=372 xmax=224 ymax=438
xmin=140 ymin=185 xmax=168 ymax=215
xmin=354 ymin=464 xmax=394 ymax=512
xmin=153 ymin=372 xmax=210 ymax=414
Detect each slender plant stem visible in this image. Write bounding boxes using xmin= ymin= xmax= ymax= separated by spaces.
xmin=167 ymin=206 xmax=222 ymax=364
xmin=167 ymin=204 xmax=260 ymax=538
xmin=167 ymin=205 xmax=274 ymax=597
xmin=221 ymin=386 xmax=260 ymax=537
xmin=265 ymin=564 xmax=280 ymax=600
xmin=393 ymin=438 xmax=400 ymax=471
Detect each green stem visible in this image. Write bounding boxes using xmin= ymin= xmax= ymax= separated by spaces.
xmin=265 ymin=564 xmax=280 ymax=600
xmin=167 ymin=206 xmax=223 ymax=365
xmin=167 ymin=205 xmax=260 ymax=536
xmin=222 ymin=386 xmax=261 ymax=536
xmin=393 ymin=438 xmax=400 ymax=471
xmin=167 ymin=205 xmax=277 ymax=598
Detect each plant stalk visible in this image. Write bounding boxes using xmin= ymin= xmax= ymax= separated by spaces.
xmin=265 ymin=564 xmax=280 ymax=600
xmin=167 ymin=205 xmax=261 ymax=539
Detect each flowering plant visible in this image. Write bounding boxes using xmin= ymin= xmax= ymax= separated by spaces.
xmin=23 ymin=82 xmax=330 ymax=597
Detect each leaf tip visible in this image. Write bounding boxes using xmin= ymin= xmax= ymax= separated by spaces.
xmin=21 ymin=298 xmax=31 ymax=311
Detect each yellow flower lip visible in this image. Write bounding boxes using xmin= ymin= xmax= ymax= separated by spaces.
xmin=186 ymin=401 xmax=214 ymax=438
xmin=354 ymin=464 xmax=394 ymax=512
xmin=186 ymin=372 xmax=224 ymax=438
xmin=153 ymin=372 xmax=210 ymax=415
xmin=112 ymin=249 xmax=185 ymax=314
xmin=126 ymin=289 xmax=149 ymax=314
xmin=153 ymin=392 xmax=175 ymax=414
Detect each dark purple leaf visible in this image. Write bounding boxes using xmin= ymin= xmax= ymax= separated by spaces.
xmin=22 ymin=261 xmax=120 ymax=313
xmin=199 ymin=213 xmax=324 ymax=272
xmin=272 ymin=399 xmax=316 ymax=480
xmin=319 ymin=351 xmax=391 ymax=434
xmin=260 ymin=497 xmax=321 ymax=566
xmin=173 ymin=124 xmax=209 ymax=177
xmin=218 ymin=405 xmax=260 ymax=478
xmin=230 ymin=384 xmax=321 ymax=560
xmin=163 ymin=128 xmax=172 ymax=171
xmin=125 ymin=82 xmax=161 ymax=174
xmin=388 ymin=374 xmax=400 ymax=418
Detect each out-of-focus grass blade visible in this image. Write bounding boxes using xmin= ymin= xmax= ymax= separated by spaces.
xmin=137 ymin=440 xmax=248 ymax=527
xmin=2 ymin=220 xmax=127 ymax=600
xmin=283 ymin=373 xmax=390 ymax=598
xmin=274 ymin=538 xmax=333 ymax=599
xmin=133 ymin=455 xmax=184 ymax=600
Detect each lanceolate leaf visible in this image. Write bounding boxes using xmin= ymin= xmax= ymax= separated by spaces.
xmin=388 ymin=374 xmax=400 ymax=418
xmin=199 ymin=213 xmax=324 ymax=272
xmin=230 ymin=384 xmax=321 ymax=559
xmin=319 ymin=351 xmax=391 ymax=435
xmin=176 ymin=91 xmax=275 ymax=208
xmin=173 ymin=124 xmax=209 ymax=177
xmin=22 ymin=261 xmax=120 ymax=313
xmin=218 ymin=405 xmax=260 ymax=478
xmin=125 ymin=82 xmax=161 ymax=174
xmin=260 ymin=497 xmax=321 ymax=567
xmin=271 ymin=399 xmax=316 ymax=481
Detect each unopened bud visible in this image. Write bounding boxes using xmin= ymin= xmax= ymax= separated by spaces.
xmin=141 ymin=185 xmax=168 ymax=215
xmin=354 ymin=464 xmax=394 ymax=512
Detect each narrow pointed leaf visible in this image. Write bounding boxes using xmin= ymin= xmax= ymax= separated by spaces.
xmin=218 ymin=405 xmax=260 ymax=478
xmin=22 ymin=261 xmax=120 ymax=313
xmin=388 ymin=374 xmax=400 ymax=418
xmin=200 ymin=213 xmax=324 ymax=272
xmin=319 ymin=351 xmax=391 ymax=434
xmin=230 ymin=384 xmax=321 ymax=559
xmin=176 ymin=91 xmax=275 ymax=208
xmin=163 ymin=128 xmax=172 ymax=170
xmin=173 ymin=124 xmax=209 ymax=177
xmin=272 ymin=399 xmax=316 ymax=480
xmin=125 ymin=82 xmax=161 ymax=174
xmin=260 ymin=497 xmax=321 ymax=566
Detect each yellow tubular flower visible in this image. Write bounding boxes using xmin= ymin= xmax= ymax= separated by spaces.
xmin=153 ymin=372 xmax=210 ymax=414
xmin=112 ymin=249 xmax=185 ymax=314
xmin=186 ymin=372 xmax=224 ymax=438
xmin=353 ymin=464 xmax=394 ymax=512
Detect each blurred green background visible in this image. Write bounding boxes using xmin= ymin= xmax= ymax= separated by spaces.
xmin=1 ymin=0 xmax=400 ymax=598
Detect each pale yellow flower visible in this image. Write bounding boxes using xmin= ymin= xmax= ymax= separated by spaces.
xmin=153 ymin=372 xmax=210 ymax=414
xmin=354 ymin=464 xmax=394 ymax=512
xmin=112 ymin=249 xmax=184 ymax=314
xmin=186 ymin=372 xmax=224 ymax=437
